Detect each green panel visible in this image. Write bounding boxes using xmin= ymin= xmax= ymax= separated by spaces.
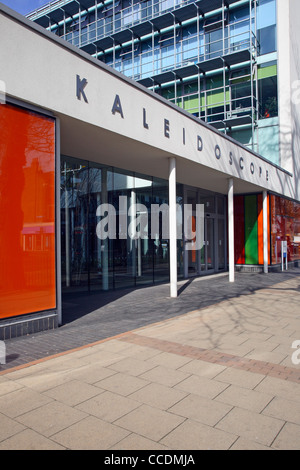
xmin=245 ymin=195 xmax=258 ymax=265
xmin=258 ymin=64 xmax=277 ymax=80
xmin=176 ymin=99 xmax=183 ymax=108
xmin=206 ymin=90 xmax=230 ymax=109
xmin=183 ymin=95 xmax=199 ymax=112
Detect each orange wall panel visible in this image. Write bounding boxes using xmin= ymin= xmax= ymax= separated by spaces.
xmin=257 ymin=194 xmax=264 ymax=265
xmin=0 ymin=104 xmax=56 ymax=319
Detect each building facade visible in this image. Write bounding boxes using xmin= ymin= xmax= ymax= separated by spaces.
xmin=0 ymin=1 xmax=299 ymax=339
xmin=29 ymin=0 xmax=279 ymax=164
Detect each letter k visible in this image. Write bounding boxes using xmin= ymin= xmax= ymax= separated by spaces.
xmin=76 ymin=75 xmax=88 ymax=103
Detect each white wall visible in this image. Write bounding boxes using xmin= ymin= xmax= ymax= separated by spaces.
xmin=277 ymin=0 xmax=300 ymax=199
xmin=289 ymin=0 xmax=300 ymax=201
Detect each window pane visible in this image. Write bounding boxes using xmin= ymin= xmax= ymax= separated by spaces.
xmin=257 ymin=0 xmax=276 ymax=29
xmin=259 ymin=76 xmax=278 ymax=118
xmin=0 ymin=104 xmax=56 ymax=318
xmin=258 ymin=25 xmax=276 ymax=55
xmin=61 ymin=158 xmax=89 ymax=292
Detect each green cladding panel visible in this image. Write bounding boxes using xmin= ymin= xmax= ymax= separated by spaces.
xmin=245 ymin=195 xmax=258 ymax=265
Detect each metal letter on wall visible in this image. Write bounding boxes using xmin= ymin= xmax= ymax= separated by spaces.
xmin=76 ymin=75 xmax=88 ymax=103
xmin=112 ymin=94 xmax=124 ymax=118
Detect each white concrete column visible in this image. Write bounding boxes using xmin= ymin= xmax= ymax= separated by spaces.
xmin=228 ymin=178 xmax=235 ymax=283
xmin=263 ymin=190 xmax=269 ymax=274
xmin=169 ymin=157 xmax=177 ymax=298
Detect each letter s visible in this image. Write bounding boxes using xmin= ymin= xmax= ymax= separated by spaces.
xmin=291 ymin=340 xmax=300 ymax=365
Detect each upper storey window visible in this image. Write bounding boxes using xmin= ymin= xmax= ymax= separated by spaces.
xmin=229 ymin=6 xmax=250 ymax=52
xmin=257 ymin=0 xmax=277 ymax=55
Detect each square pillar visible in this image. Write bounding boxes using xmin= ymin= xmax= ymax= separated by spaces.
xmin=169 ymin=157 xmax=177 ymax=298
xmin=263 ymin=190 xmax=269 ymax=274
xmin=228 ymin=178 xmax=235 ymax=283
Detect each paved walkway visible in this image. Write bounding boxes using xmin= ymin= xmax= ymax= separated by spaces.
xmin=0 ymin=269 xmax=300 ymax=450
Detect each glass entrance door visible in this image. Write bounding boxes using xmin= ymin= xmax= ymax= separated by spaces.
xmin=206 ymin=217 xmax=215 ymax=271
xmin=184 ymin=188 xmax=226 ymax=278
xmin=200 ymin=216 xmax=215 ymax=273
xmin=218 ymin=218 xmax=226 ymax=271
xmin=186 ymin=190 xmax=198 ymax=276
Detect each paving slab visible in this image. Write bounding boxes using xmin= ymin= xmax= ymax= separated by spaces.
xmin=214 ymin=384 xmax=274 ymax=413
xmin=16 ymin=401 xmax=88 ymax=437
xmin=50 ymin=416 xmax=131 ymax=450
xmin=0 ymin=269 xmax=300 ymax=450
xmin=168 ymin=393 xmax=233 ymax=427
xmin=0 ymin=429 xmax=65 ymax=450
xmin=216 ymin=407 xmax=285 ymax=447
xmin=271 ymin=422 xmax=300 ymax=450
xmin=113 ymin=404 xmax=185 ymax=442
xmin=128 ymin=382 xmax=188 ymax=410
xmin=160 ymin=419 xmax=237 ymax=450
xmin=42 ymin=380 xmax=103 ymax=406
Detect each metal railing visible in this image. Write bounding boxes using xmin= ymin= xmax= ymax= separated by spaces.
xmin=101 ymin=17 xmax=256 ymax=81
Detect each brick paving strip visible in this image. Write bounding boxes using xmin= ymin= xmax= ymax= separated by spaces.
xmin=120 ymin=332 xmax=300 ymax=384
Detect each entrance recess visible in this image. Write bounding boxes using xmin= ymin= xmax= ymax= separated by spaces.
xmin=184 ymin=187 xmax=226 ymax=277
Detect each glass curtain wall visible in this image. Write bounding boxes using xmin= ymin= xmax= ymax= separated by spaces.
xmin=61 ymin=156 xmax=183 ymax=293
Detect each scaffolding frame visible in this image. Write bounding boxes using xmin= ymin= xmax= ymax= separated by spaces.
xmin=30 ymin=0 xmax=260 ymax=150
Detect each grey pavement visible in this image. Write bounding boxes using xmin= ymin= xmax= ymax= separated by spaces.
xmin=0 ymin=268 xmax=300 ymax=450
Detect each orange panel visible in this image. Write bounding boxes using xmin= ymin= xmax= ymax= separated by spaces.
xmin=0 ymin=104 xmax=56 ymax=319
xmin=257 ymin=194 xmax=264 ymax=265
xmin=257 ymin=194 xmax=271 ymax=266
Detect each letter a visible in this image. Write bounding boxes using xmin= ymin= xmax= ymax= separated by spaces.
xmin=112 ymin=94 xmax=124 ymax=118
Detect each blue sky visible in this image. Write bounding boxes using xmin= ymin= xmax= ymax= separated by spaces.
xmin=1 ymin=0 xmax=48 ymax=15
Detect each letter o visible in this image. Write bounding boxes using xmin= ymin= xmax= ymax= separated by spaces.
xmin=250 ymin=162 xmax=255 ymax=174
xmin=215 ymin=145 xmax=221 ymax=160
